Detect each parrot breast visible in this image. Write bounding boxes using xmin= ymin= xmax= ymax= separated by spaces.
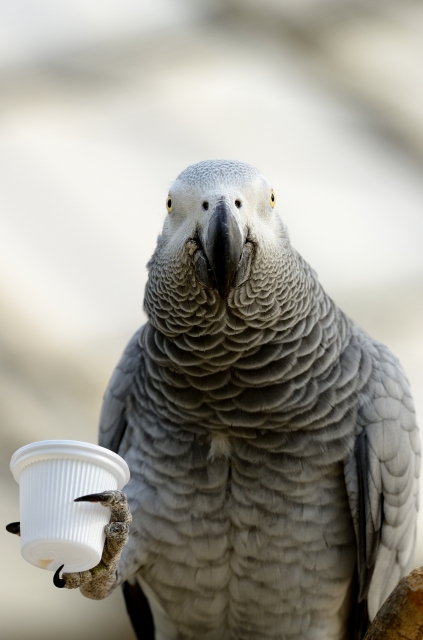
xmin=121 ymin=248 xmax=373 ymax=639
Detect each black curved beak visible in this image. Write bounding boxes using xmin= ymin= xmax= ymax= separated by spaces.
xmin=204 ymin=201 xmax=244 ymax=300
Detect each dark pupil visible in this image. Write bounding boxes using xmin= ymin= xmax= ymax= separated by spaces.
xmin=167 ymin=199 xmax=172 ymax=208
xmin=202 ymin=201 xmax=209 ymax=210
xmin=235 ymin=200 xmax=241 ymax=208
xmin=271 ymin=194 xmax=274 ymax=201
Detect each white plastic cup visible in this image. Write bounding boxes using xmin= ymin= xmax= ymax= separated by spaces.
xmin=10 ymin=440 xmax=130 ymax=574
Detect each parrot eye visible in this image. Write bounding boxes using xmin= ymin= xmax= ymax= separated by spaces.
xmin=235 ymin=200 xmax=242 ymax=209
xmin=166 ymin=197 xmax=173 ymax=213
xmin=202 ymin=201 xmax=209 ymax=211
xmin=270 ymin=190 xmax=276 ymax=208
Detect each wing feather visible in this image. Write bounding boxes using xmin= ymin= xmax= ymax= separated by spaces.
xmin=345 ymin=342 xmax=420 ymax=632
xmin=99 ymin=327 xmax=144 ymax=453
xmin=98 ymin=326 xmax=154 ymax=640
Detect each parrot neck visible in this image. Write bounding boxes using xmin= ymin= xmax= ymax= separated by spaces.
xmin=140 ymin=250 xmax=358 ymax=436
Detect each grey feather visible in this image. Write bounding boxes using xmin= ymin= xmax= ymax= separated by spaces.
xmin=99 ymin=329 xmax=143 ymax=453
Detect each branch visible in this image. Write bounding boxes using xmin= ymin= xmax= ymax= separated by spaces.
xmin=364 ymin=567 xmax=423 ymax=639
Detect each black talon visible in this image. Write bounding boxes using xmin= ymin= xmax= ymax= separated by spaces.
xmin=6 ymin=522 xmax=21 ymax=536
xmin=74 ymin=492 xmax=111 ymax=504
xmin=53 ymin=564 xmax=66 ymax=588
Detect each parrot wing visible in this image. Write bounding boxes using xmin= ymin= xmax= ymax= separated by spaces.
xmin=99 ymin=328 xmax=144 ymax=453
xmin=98 ymin=326 xmax=155 ymax=640
xmin=345 ymin=342 xmax=420 ymax=637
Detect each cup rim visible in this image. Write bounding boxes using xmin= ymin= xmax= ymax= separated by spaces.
xmin=10 ymin=440 xmax=130 ymax=489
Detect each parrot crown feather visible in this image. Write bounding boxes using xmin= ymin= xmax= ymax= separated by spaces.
xmin=177 ymin=159 xmax=261 ymax=188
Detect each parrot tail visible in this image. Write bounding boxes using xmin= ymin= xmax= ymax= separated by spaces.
xmin=122 ymin=579 xmax=155 ymax=640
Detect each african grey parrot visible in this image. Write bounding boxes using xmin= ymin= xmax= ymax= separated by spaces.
xmin=7 ymin=160 xmax=420 ymax=639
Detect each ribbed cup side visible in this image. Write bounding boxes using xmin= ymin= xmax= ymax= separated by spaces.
xmin=20 ymin=458 xmax=117 ymax=570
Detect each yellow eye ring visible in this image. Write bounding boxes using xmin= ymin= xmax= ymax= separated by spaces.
xmin=270 ymin=190 xmax=276 ymax=208
xmin=166 ymin=196 xmax=173 ymax=213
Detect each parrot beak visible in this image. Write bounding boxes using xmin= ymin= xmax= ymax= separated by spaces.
xmin=203 ymin=200 xmax=244 ymax=300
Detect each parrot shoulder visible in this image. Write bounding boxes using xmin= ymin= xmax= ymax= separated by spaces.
xmin=98 ymin=326 xmax=145 ymax=454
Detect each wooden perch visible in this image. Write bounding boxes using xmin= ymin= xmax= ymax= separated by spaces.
xmin=364 ymin=567 xmax=423 ymax=639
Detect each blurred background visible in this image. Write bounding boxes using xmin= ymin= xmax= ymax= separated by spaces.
xmin=1 ymin=1 xmax=423 ymax=638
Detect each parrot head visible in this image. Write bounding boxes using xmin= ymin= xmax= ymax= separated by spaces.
xmin=144 ymin=160 xmax=304 ymax=336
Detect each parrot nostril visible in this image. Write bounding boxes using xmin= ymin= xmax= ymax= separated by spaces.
xmin=235 ymin=200 xmax=242 ymax=208
xmin=202 ymin=201 xmax=209 ymax=211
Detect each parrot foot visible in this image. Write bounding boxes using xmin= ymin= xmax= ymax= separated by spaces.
xmin=56 ymin=490 xmax=132 ymax=600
